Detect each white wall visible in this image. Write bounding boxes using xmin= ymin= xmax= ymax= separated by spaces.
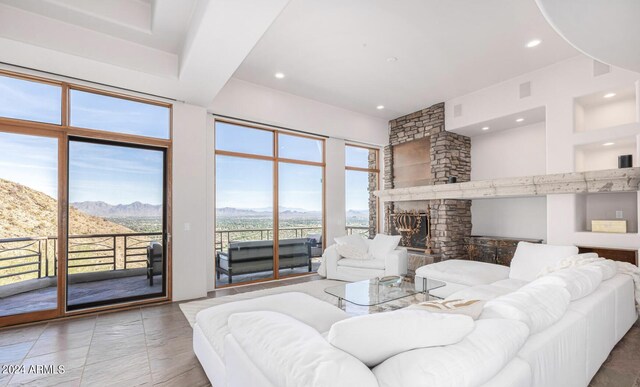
xmin=447 ymin=55 xmax=640 ymax=253
xmin=210 ymin=78 xmax=388 ymax=145
xmin=172 ymin=103 xmax=209 ymax=301
xmin=325 ymin=138 xmax=347 ymax=247
xmin=471 ymin=197 xmax=547 ymax=241
xmin=578 ymin=98 xmax=637 ymax=132
xmin=470 ymin=122 xmax=547 ymax=240
xmin=471 ymin=122 xmax=546 ymax=180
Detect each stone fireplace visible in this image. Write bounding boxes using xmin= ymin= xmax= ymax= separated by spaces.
xmin=384 ymin=102 xmax=472 ymax=260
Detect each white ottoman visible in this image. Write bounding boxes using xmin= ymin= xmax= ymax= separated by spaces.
xmin=415 ymin=259 xmax=510 ymax=298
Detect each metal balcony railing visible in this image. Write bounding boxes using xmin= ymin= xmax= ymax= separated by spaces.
xmin=0 ymin=232 xmax=162 ymax=286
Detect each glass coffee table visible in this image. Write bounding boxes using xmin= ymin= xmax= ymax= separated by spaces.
xmin=325 ymin=277 xmax=446 ymax=308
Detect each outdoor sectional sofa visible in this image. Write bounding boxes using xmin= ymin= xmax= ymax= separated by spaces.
xmin=216 ymin=238 xmax=312 ymax=283
xmin=195 ymin=242 xmax=638 ymax=387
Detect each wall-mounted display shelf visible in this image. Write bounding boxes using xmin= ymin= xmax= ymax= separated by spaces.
xmin=574 ymin=86 xmax=637 ymax=132
xmin=575 ymin=192 xmax=638 ymax=233
xmin=574 ymin=136 xmax=637 ymax=172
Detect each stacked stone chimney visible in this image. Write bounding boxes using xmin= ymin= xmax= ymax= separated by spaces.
xmin=384 ymin=102 xmax=472 ymax=260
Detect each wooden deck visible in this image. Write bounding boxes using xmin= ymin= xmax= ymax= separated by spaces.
xmin=0 ymin=275 xmax=162 ymax=317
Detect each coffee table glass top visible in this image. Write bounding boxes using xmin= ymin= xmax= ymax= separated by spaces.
xmin=324 ymin=277 xmax=446 ymax=307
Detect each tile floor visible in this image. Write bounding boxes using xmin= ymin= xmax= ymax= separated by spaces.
xmin=0 ymin=275 xmax=638 ymax=386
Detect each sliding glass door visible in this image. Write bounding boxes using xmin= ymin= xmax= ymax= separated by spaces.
xmin=214 ymin=121 xmax=325 ymax=287
xmin=0 ymin=70 xmax=172 ymax=328
xmin=67 ymin=138 xmax=167 ymax=310
xmin=0 ymin=131 xmax=61 ymax=320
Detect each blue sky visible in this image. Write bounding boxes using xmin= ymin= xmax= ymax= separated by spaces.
xmin=0 ymin=132 xmax=58 ymax=198
xmin=215 ymin=122 xmax=370 ymax=212
xmin=69 ymin=141 xmax=164 ymax=205
xmin=0 ymin=75 xmax=61 ymax=124
xmin=215 ymin=156 xmax=324 ymax=211
xmin=0 ymin=132 xmax=164 ymax=205
xmin=70 ymin=90 xmax=170 ymax=139
xmin=0 ymin=75 xmax=166 ymax=205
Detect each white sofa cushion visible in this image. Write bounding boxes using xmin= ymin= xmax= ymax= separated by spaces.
xmin=446 ymin=278 xmax=528 ymax=302
xmin=447 ymin=283 xmax=517 ymax=301
xmin=368 ymin=234 xmax=401 ymax=260
xmin=336 ymin=257 xmax=386 ymax=270
xmin=328 ymin=309 xmax=474 ymax=367
xmin=228 ymin=311 xmax=378 ymax=387
xmin=372 ymin=319 xmax=530 ymax=387
xmin=195 ymin=292 xmax=348 ymax=358
xmin=416 ymin=259 xmax=510 ymax=286
xmin=480 ymin=282 xmax=571 ymax=334
xmin=509 ymin=242 xmax=578 ymax=281
xmin=536 ymin=266 xmax=603 ymax=301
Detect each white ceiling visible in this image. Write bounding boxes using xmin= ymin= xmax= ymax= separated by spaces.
xmin=234 ymin=0 xmax=580 ymax=119
xmin=0 ymin=0 xmax=196 ymax=55
xmin=0 ymin=0 xmax=581 ymax=117
xmin=536 ymin=0 xmax=640 ymax=73
xmin=0 ymin=0 xmax=292 ymax=106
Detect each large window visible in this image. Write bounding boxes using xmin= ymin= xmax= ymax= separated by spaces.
xmin=345 ymin=145 xmax=380 ymax=237
xmin=215 ymin=121 xmax=325 ymax=287
xmin=0 ymin=70 xmax=171 ymax=327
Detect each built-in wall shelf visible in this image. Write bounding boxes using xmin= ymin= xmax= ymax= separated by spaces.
xmin=574 ymin=86 xmax=638 ymax=133
xmin=376 ymin=168 xmax=640 ymax=202
xmin=575 ymin=136 xmax=638 ymax=172
xmin=575 ymin=192 xmax=638 ymax=233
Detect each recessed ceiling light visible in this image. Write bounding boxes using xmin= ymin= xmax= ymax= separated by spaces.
xmin=603 ymin=92 xmax=616 ymax=98
xmin=274 ymin=72 xmax=285 ymax=79
xmin=482 ymin=126 xmax=490 ymax=131
xmin=386 ymin=57 xmax=398 ymax=62
xmin=526 ymin=39 xmax=541 ymax=48
xmin=603 ymin=142 xmax=615 ymax=146
xmin=376 ymin=105 xmax=385 ymax=110
xmin=516 ymin=118 xmax=524 ymax=122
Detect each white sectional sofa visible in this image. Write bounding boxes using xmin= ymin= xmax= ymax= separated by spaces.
xmin=193 ymin=242 xmax=638 ymax=387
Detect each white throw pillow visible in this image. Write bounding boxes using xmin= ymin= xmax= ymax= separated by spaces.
xmin=335 ymin=243 xmax=372 ymax=260
xmin=535 ymin=266 xmax=603 ymax=301
xmin=328 ymin=309 xmax=474 ymax=367
xmin=368 ymin=234 xmax=402 ymax=260
xmin=228 ymin=311 xmax=378 ymax=387
xmin=590 ymin=260 xmax=617 ymax=280
xmin=408 ymin=299 xmax=486 ymax=320
xmin=480 ymin=282 xmax=570 ymax=334
xmin=334 ymin=234 xmax=368 ymax=252
xmin=509 ymin=242 xmax=578 ymax=282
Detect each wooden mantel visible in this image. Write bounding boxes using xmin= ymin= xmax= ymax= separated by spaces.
xmin=375 ymin=168 xmax=640 ymax=202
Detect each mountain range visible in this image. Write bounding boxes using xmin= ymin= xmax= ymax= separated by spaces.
xmin=71 ymin=201 xmax=162 ymax=218
xmin=216 ymin=207 xmax=368 ymax=219
xmin=0 ymin=179 xmax=132 ymax=238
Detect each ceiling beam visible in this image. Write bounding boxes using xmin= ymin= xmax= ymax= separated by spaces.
xmin=177 ymin=0 xmax=291 ymax=107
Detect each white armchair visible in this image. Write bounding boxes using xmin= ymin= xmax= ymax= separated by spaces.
xmin=323 ymin=242 xmax=408 ymax=282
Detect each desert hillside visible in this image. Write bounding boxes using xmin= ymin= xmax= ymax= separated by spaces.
xmin=0 ymin=178 xmax=132 ymax=239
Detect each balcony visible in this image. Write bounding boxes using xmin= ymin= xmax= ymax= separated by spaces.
xmin=1 ymin=226 xmax=371 ymax=315
xmin=0 ymin=232 xmax=163 ymax=317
